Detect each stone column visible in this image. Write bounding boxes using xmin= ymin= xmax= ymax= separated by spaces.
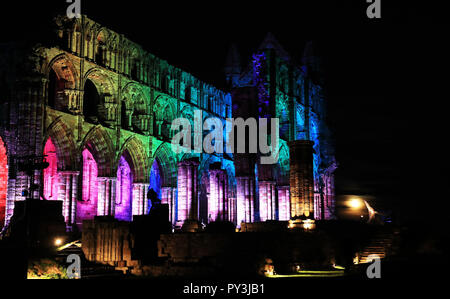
xmin=236 ymin=176 xmax=255 ymax=226
xmin=289 ymin=140 xmax=315 ymax=218
xmin=277 ymin=186 xmax=290 ymax=221
xmin=209 ymin=168 xmax=229 ymax=222
xmin=58 ymin=171 xmax=79 ymax=228
xmin=259 ymin=181 xmax=276 ymax=221
xmin=132 ymin=183 xmax=149 ymax=216
xmin=177 ymin=159 xmax=199 ymax=223
xmin=125 ymin=108 xmax=133 ymax=130
xmin=97 ymin=177 xmax=117 ymax=217
xmin=161 ymin=187 xmax=175 ymax=224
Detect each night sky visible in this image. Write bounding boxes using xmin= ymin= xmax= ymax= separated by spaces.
xmin=1 ymin=0 xmax=448 ymax=222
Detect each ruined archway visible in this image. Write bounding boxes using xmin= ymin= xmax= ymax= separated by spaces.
xmin=83 ymin=79 xmax=100 ymax=121
xmin=47 ymin=55 xmax=78 ymax=111
xmin=44 ymin=118 xmax=78 ymax=172
xmin=149 ymin=159 xmax=162 ymax=199
xmin=153 ymin=143 xmax=176 ymax=189
xmin=153 ymin=96 xmax=176 ymax=139
xmin=77 ymin=127 xmax=115 ymax=225
xmin=122 ymin=83 xmax=149 ymax=133
xmin=115 ymin=137 xmax=149 ymax=221
xmin=83 ymin=69 xmax=115 ymax=125
xmin=81 ymin=126 xmax=115 ymax=178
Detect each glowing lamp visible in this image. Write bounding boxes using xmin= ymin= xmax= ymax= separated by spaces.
xmin=54 ymin=238 xmax=63 ymax=246
xmin=348 ymin=198 xmax=363 ymax=209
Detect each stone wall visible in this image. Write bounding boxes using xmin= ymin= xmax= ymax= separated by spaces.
xmin=158 ymin=231 xmax=334 ymax=275
xmin=82 ymin=217 xmax=138 ymax=268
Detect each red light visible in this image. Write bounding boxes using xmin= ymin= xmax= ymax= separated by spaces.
xmin=0 ymin=137 xmax=8 ymax=227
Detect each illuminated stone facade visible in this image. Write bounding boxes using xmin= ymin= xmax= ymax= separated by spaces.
xmin=226 ymin=35 xmax=337 ymax=222
xmin=0 ymin=15 xmax=336 ymax=231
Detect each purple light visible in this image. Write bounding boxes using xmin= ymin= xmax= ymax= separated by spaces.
xmin=43 ymin=138 xmax=58 ymax=201
xmin=78 ymin=148 xmax=98 ymax=222
xmin=115 ymin=156 xmax=133 ymax=221
xmin=0 ymin=137 xmax=7 ymax=227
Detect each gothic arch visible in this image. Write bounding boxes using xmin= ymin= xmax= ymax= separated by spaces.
xmin=71 ymin=20 xmax=82 ymax=54
xmin=122 ymin=83 xmax=149 ymax=131
xmin=224 ymin=161 xmax=237 ymax=197
xmin=95 ymin=29 xmax=110 ymax=66
xmin=44 ymin=118 xmax=78 ymax=171
xmin=80 ymin=126 xmax=115 ymax=177
xmin=46 ymin=54 xmax=78 ymax=89
xmin=83 ymin=68 xmax=115 ymax=97
xmin=122 ymin=83 xmax=148 ymax=108
xmin=153 ymin=95 xmax=176 ymax=121
xmin=46 ymin=54 xmax=79 ymax=111
xmin=198 ymin=154 xmax=221 ymax=194
xmin=83 ymin=68 xmax=116 ymax=123
xmin=117 ymin=136 xmax=149 ymax=183
xmin=153 ymin=95 xmax=176 ymax=138
xmin=153 ymin=143 xmax=177 ymax=187
xmin=272 ymin=141 xmax=290 ymax=186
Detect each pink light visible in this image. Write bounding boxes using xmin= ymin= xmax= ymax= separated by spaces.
xmin=236 ymin=177 xmax=255 ymax=227
xmin=177 ymin=160 xmax=199 ymax=223
xmin=209 ymin=169 xmax=229 ymax=222
xmin=78 ymin=149 xmax=98 ymax=222
xmin=0 ymin=137 xmax=7 ymax=227
xmin=161 ymin=187 xmax=175 ymax=224
xmin=278 ymin=186 xmax=290 ymax=221
xmin=115 ymin=156 xmax=133 ymax=221
xmin=43 ymin=138 xmax=58 ymax=200
xmin=259 ymin=181 xmax=276 ymax=221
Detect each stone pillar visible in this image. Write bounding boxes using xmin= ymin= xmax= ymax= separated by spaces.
xmin=177 ymin=159 xmax=199 ymax=223
xmin=132 ymin=183 xmax=149 ymax=216
xmin=277 ymin=186 xmax=290 ymax=221
xmin=104 ymin=95 xmax=118 ymax=128
xmin=125 ymin=108 xmax=133 ymax=130
xmin=209 ymin=168 xmax=229 ymax=222
xmin=289 ymin=140 xmax=315 ymax=218
xmin=259 ymin=181 xmax=276 ymax=221
xmin=236 ymin=176 xmax=255 ymax=226
xmin=97 ymin=177 xmax=117 ymax=217
xmin=156 ymin=120 xmax=163 ymax=136
xmin=161 ymin=187 xmax=175 ymax=224
xmin=58 ymin=171 xmax=79 ymax=228
xmin=228 ymin=197 xmax=237 ymax=225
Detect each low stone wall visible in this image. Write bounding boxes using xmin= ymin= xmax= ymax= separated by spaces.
xmin=82 ymin=217 xmax=138 ymax=268
xmin=82 ymin=217 xmax=336 ymax=277
xmin=240 ymin=221 xmax=289 ymax=232
xmin=158 ymin=231 xmax=334 ymax=276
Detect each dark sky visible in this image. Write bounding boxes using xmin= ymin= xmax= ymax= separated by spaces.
xmin=1 ymin=0 xmax=448 ymax=221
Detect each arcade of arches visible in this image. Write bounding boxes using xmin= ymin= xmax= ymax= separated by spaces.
xmin=0 ymin=15 xmax=337 ymax=231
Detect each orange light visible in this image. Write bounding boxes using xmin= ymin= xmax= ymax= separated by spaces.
xmin=54 ymin=238 xmax=63 ymax=246
xmin=348 ymin=198 xmax=363 ymax=209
